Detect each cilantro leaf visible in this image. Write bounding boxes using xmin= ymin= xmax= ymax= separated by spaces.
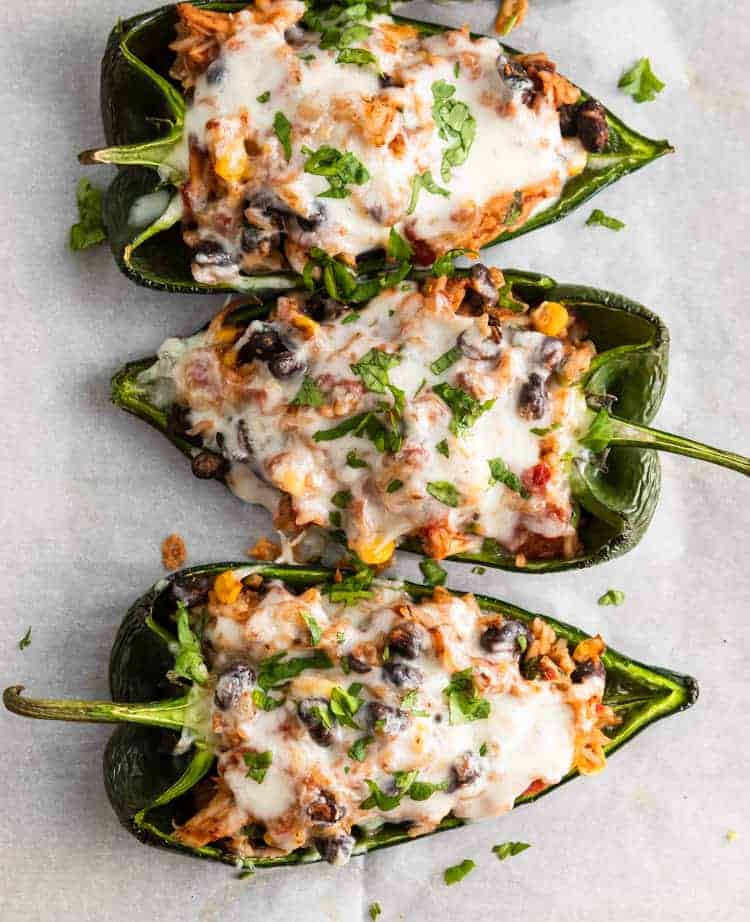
xmin=444 ymin=668 xmax=490 ymax=725
xmin=350 ymin=348 xmax=401 ymax=394
xmin=586 ymin=209 xmax=625 ymax=231
xmin=427 ymin=481 xmax=460 ymax=507
xmin=329 ymin=684 xmax=365 ymax=729
xmin=530 ymin=423 xmax=561 ymax=437
xmin=387 ymin=226 xmax=413 ymax=262
xmin=361 ymin=778 xmax=403 ymax=811
xmin=433 ymin=383 xmax=495 ymax=435
xmin=336 ymin=47 xmax=379 ymax=70
xmin=492 ymin=841 xmax=531 ymax=861
xmin=400 ymin=690 xmax=429 ymax=716
xmin=273 ymin=111 xmax=293 ymax=161
xmin=503 ymin=189 xmax=523 ymax=226
xmin=70 ymin=178 xmax=107 ymax=251
xmin=431 ymin=79 xmax=476 ymax=182
xmin=618 ymin=57 xmax=665 ymax=103
xmin=349 ymin=734 xmax=375 ymax=761
xmin=324 ymin=566 xmax=376 ymax=605
xmin=290 ymin=375 xmax=325 ymax=407
xmin=171 ymin=602 xmax=208 ymax=685
xmin=420 ymin=558 xmax=447 ymax=586
xmin=256 ymin=90 xmax=271 ymax=103
xmin=369 ymin=904 xmax=382 ymax=921
xmin=252 ymin=688 xmax=284 ymax=711
xmin=301 ymin=611 xmax=322 ymax=646
xmin=430 ymin=345 xmax=462 ymax=375
xmin=436 ymin=438 xmax=450 ymax=458
xmin=332 ymin=489 xmax=353 ymax=509
xmin=257 ymin=650 xmax=333 ymax=689
xmin=488 ymin=458 xmax=530 ymax=499
xmin=444 ymin=859 xmax=476 ymax=885
xmin=408 ymin=778 xmax=449 ymax=800
xmin=18 ymin=627 xmax=32 ymax=651
xmin=346 ymin=449 xmax=369 ymax=469
xmin=407 ymin=170 xmax=450 ymax=215
xmin=386 ymin=478 xmax=403 ymax=493
xmin=598 ymin=588 xmax=625 ymax=606
xmin=303 ymin=145 xmax=370 ymax=198
xmin=243 ymin=750 xmax=273 ymax=784
xmin=433 ymin=248 xmax=474 ymax=278
xmin=313 ymin=412 xmax=371 ymax=442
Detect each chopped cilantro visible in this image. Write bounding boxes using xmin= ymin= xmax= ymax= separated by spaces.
xmin=346 ymin=450 xmax=368 ymax=469
xmin=252 ymin=688 xmax=284 ymax=711
xmin=488 ymin=458 xmax=530 ymax=498
xmin=386 ymin=479 xmax=404 ymax=493
xmin=436 ymin=438 xmax=450 ymax=458
xmin=426 ymin=481 xmax=460 ymax=507
xmin=444 ymin=668 xmax=490 ymax=725
xmin=471 ymin=566 xmax=486 ymax=575
xmin=503 ymin=190 xmax=523 ymax=225
xmin=618 ymin=57 xmax=665 ymax=103
xmin=350 ymin=348 xmax=401 ymax=394
xmin=530 ymin=423 xmax=561 ymax=436
xmin=586 ymin=209 xmax=625 ymax=231
xmin=432 ymin=248 xmax=475 ymax=278
xmin=18 ymin=626 xmax=32 ymax=651
xmin=329 ymin=684 xmax=364 ymax=729
xmin=433 ymin=382 xmax=495 ymax=436
xmin=336 ymin=47 xmax=379 ymax=70
xmin=329 ymin=510 xmax=342 ymax=528
xmin=290 ymin=375 xmax=325 ymax=407
xmin=301 ymin=611 xmax=322 ymax=646
xmin=430 ymin=345 xmax=462 ymax=375
xmin=324 ymin=566 xmax=376 ymax=605
xmin=431 ymin=79 xmax=476 ymax=182
xmin=243 ymin=750 xmax=273 ymax=784
xmin=348 ymin=734 xmax=375 ymax=762
xmin=444 ymin=859 xmax=476 ymax=885
xmin=598 ymin=588 xmax=625 ymax=606
xmin=257 ymin=650 xmax=333 ymax=689
xmin=332 ymin=489 xmax=353 ymax=509
xmin=406 ymin=170 xmax=450 ymax=215
xmin=387 ymin=226 xmax=413 ymax=262
xmin=273 ymin=111 xmax=293 ymax=161
xmin=70 ymin=178 xmax=107 ymax=250
xmin=302 ymin=144 xmax=370 ymax=198
xmin=492 ymin=841 xmax=531 ymax=861
xmin=369 ymin=903 xmax=382 ymax=921
xmin=479 ymin=742 xmax=488 ymax=756
xmin=256 ymin=90 xmax=271 ymax=103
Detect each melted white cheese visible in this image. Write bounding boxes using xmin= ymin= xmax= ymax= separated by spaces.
xmin=165 ymin=2 xmax=585 ymax=278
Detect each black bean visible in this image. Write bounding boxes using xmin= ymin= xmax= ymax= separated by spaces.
xmin=342 ymin=654 xmax=372 ymax=674
xmin=166 ymin=404 xmax=197 ymax=442
xmin=480 ymin=620 xmax=532 ymax=658
xmin=214 ymin=663 xmax=256 ymax=710
xmin=307 ymin=790 xmax=345 ymax=825
xmin=241 ymin=227 xmax=278 ymax=253
xmin=457 ymin=328 xmax=503 ymax=361
xmin=314 ymin=834 xmax=355 ymax=865
xmin=558 ymin=103 xmax=577 ymax=138
xmin=191 ymin=450 xmax=228 ymax=480
xmin=575 ymin=99 xmax=609 ymax=153
xmin=518 ymin=372 xmax=548 ymax=420
xmin=295 ymin=205 xmax=327 ymax=232
xmin=366 ymin=701 xmax=411 ymax=735
xmin=304 ymin=292 xmax=347 ymax=322
xmin=205 ymin=59 xmax=226 ymax=85
xmin=382 ymin=661 xmax=423 ymax=689
xmin=387 ymin=623 xmax=424 ymax=660
xmin=449 ymin=751 xmax=482 ymax=791
xmin=379 ymin=73 xmax=401 ymax=89
xmin=167 ymin=573 xmax=213 ymax=608
xmin=284 ymin=25 xmax=306 ymax=46
xmin=470 ymin=264 xmax=499 ymax=305
xmin=496 ymin=54 xmax=535 ymax=102
xmin=269 ymin=350 xmax=306 ymax=379
xmin=538 ymin=336 xmax=565 ymax=371
xmin=193 ymin=239 xmax=237 ymax=267
xmin=297 ymin=697 xmax=334 ymax=747
xmin=571 ymin=658 xmax=605 ymax=684
xmin=237 ymin=325 xmax=286 ymax=363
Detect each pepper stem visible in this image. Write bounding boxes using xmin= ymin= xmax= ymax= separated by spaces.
xmin=78 ymin=138 xmax=182 ymax=175
xmin=3 ymin=685 xmax=191 ymax=732
xmin=608 ymin=416 xmax=750 ymax=476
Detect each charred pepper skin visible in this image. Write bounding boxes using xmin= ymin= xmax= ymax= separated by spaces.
xmin=81 ymin=2 xmax=673 ymax=294
xmin=3 ymin=563 xmax=697 ymax=871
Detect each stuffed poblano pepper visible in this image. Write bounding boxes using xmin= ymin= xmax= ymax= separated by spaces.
xmin=81 ymin=0 xmax=671 ymax=293
xmin=4 ymin=563 xmax=697 ymax=869
xmin=112 ymin=264 xmax=749 ymax=572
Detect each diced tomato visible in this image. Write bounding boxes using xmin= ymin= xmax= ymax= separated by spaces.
xmin=522 ymin=461 xmax=551 ymax=493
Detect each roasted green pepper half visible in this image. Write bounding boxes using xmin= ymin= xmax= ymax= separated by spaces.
xmin=80 ymin=0 xmax=672 ymax=294
xmin=4 ymin=562 xmax=697 ymax=869
xmin=111 ymin=269 xmax=748 ymax=573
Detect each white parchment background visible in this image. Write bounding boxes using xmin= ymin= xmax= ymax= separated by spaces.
xmin=0 ymin=1 xmax=748 ymax=919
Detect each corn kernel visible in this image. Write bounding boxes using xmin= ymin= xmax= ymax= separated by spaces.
xmin=573 ymin=634 xmax=606 ymax=664
xmin=278 ymin=469 xmax=306 ymax=497
xmin=214 ymin=145 xmax=249 ymax=183
xmin=530 ymin=301 xmax=569 ymax=337
xmin=354 ymin=537 xmax=396 ymax=565
xmin=290 ymin=312 xmax=319 ymax=339
xmin=214 ymin=570 xmax=243 ymax=605
xmin=567 ymin=150 xmax=587 ymax=177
